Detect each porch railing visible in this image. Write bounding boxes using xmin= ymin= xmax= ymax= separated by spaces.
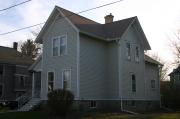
xmin=15 ymin=91 xmax=32 ymax=109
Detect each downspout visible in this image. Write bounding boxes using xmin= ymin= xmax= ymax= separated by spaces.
xmin=116 ymin=39 xmax=123 ymax=111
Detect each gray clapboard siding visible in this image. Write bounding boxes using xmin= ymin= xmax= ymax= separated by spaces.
xmin=41 ymin=14 xmax=78 ymax=100
xmin=107 ymin=42 xmax=119 ymax=99
xmin=80 ymin=35 xmax=109 ymax=99
xmin=119 ymin=25 xmax=146 ymax=100
xmin=145 ymin=63 xmax=160 ymax=100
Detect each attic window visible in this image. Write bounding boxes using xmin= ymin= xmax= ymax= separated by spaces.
xmin=135 ymin=46 xmax=140 ymax=62
xmin=126 ymin=43 xmax=131 ymax=60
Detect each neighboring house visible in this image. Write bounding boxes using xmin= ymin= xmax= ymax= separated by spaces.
xmin=29 ymin=6 xmax=162 ymax=111
xmin=0 ymin=42 xmax=33 ymax=102
xmin=169 ymin=65 xmax=180 ymax=88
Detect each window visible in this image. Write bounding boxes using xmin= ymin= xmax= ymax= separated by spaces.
xmin=53 ymin=38 xmax=59 ymax=56
xmin=62 ymin=70 xmax=71 ymax=90
xmin=126 ymin=43 xmax=131 ymax=60
xmin=60 ymin=36 xmax=67 ymax=55
xmin=89 ymin=101 xmax=97 ymax=108
xmin=0 ymin=65 xmax=3 ymax=81
xmin=132 ymin=74 xmax=136 ymax=92
xmin=48 ymin=72 xmax=54 ymax=92
xmin=135 ymin=46 xmax=140 ymax=62
xmin=52 ymin=35 xmax=67 ymax=56
xmin=0 ymin=84 xmax=3 ymax=97
xmin=131 ymin=100 xmax=135 ymax=107
xmin=20 ymin=76 xmax=25 ymax=87
xmin=151 ymin=80 xmax=155 ymax=89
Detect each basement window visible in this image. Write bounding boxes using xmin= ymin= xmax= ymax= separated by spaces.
xmin=89 ymin=101 xmax=97 ymax=108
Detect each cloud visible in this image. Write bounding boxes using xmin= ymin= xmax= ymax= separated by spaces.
xmin=0 ymin=0 xmax=180 ymax=63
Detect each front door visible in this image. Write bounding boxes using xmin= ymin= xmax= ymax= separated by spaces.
xmin=33 ymin=72 xmax=41 ymax=98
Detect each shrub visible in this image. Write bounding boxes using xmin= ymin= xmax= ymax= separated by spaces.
xmin=46 ymin=89 xmax=74 ymax=116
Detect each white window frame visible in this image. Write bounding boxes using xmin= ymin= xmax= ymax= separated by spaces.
xmin=135 ymin=45 xmax=140 ymax=62
xmin=52 ymin=35 xmax=67 ymax=57
xmin=62 ymin=69 xmax=71 ymax=90
xmin=126 ymin=42 xmax=131 ymax=60
xmin=0 ymin=83 xmax=3 ymax=98
xmin=47 ymin=71 xmax=55 ymax=92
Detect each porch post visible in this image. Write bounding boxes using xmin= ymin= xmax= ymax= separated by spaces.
xmin=32 ymin=72 xmax=35 ymax=98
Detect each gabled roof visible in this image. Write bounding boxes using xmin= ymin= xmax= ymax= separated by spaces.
xmin=144 ymin=55 xmax=162 ymax=66
xmin=169 ymin=65 xmax=180 ymax=76
xmin=0 ymin=46 xmax=33 ymax=65
xmin=36 ymin=6 xmax=151 ymax=49
xmin=57 ymin=6 xmax=136 ymax=40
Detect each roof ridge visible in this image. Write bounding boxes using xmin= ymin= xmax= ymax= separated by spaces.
xmin=56 ymin=6 xmax=100 ymax=24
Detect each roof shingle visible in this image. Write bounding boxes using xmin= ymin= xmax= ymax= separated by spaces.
xmin=0 ymin=46 xmax=33 ymax=65
xmin=57 ymin=6 xmax=136 ymax=40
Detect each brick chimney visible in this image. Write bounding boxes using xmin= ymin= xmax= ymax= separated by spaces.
xmin=13 ymin=42 xmax=18 ymax=50
xmin=104 ymin=13 xmax=114 ymax=24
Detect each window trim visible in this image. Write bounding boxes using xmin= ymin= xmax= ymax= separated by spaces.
xmin=52 ymin=34 xmax=67 ymax=57
xmin=62 ymin=69 xmax=71 ymax=90
xmin=47 ymin=71 xmax=55 ymax=92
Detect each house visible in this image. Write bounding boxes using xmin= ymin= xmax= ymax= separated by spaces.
xmin=0 ymin=42 xmax=33 ymax=103
xmin=29 ymin=6 xmax=162 ymax=111
xmin=169 ymin=65 xmax=180 ymax=88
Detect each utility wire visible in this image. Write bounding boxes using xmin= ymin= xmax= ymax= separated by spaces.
xmin=0 ymin=0 xmax=32 ymax=12
xmin=0 ymin=0 xmax=124 ymax=36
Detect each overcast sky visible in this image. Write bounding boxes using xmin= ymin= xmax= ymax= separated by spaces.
xmin=0 ymin=0 xmax=180 ymax=64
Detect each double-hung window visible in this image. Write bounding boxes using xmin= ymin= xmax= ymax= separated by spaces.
xmin=151 ymin=80 xmax=155 ymax=89
xmin=62 ymin=70 xmax=71 ymax=90
xmin=132 ymin=74 xmax=136 ymax=92
xmin=135 ymin=46 xmax=140 ymax=62
xmin=52 ymin=35 xmax=67 ymax=56
xmin=48 ymin=72 xmax=54 ymax=92
xmin=60 ymin=36 xmax=67 ymax=56
xmin=126 ymin=43 xmax=131 ymax=60
xmin=53 ymin=38 xmax=59 ymax=56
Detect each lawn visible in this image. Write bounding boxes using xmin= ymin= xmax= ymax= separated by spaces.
xmin=0 ymin=111 xmax=180 ymax=119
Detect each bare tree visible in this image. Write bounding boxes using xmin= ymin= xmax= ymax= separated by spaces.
xmin=169 ymin=31 xmax=180 ymax=66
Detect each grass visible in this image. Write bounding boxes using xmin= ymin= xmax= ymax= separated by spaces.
xmin=0 ymin=111 xmax=180 ymax=119
xmin=84 ymin=112 xmax=180 ymax=119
